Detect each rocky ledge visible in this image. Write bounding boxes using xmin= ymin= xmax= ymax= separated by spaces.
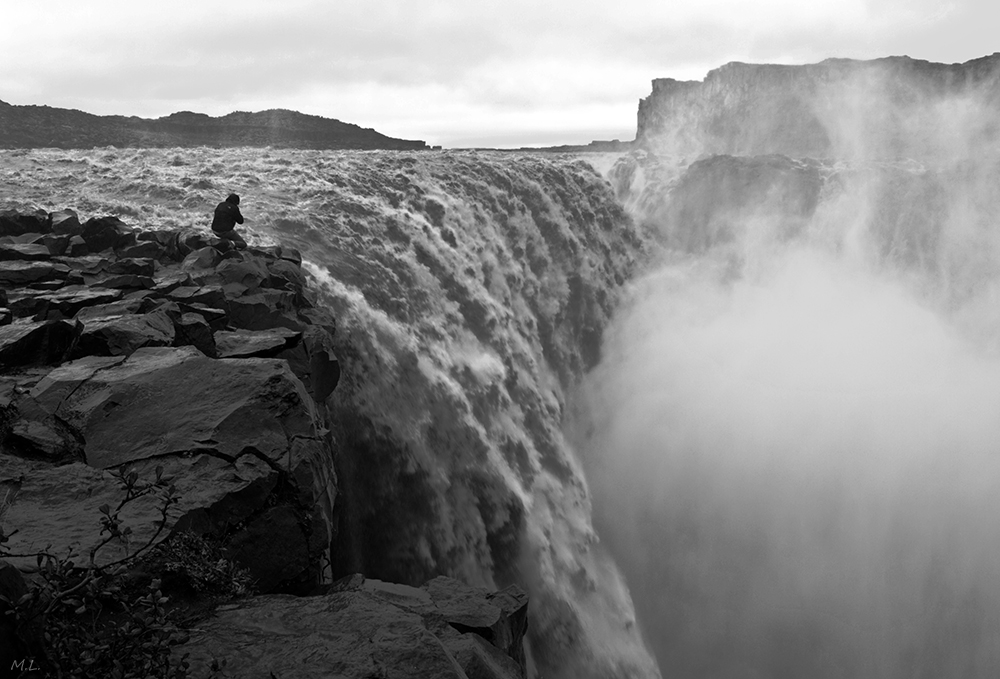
xmin=0 ymin=207 xmax=528 ymax=678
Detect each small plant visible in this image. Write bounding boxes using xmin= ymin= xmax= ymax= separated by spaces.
xmin=0 ymin=466 xmax=198 ymax=679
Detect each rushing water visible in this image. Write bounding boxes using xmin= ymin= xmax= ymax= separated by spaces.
xmin=7 ymin=138 xmax=1000 ymax=678
xmin=0 ymin=147 xmax=661 ymax=678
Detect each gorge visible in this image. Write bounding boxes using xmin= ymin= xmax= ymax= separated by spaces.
xmin=3 ymin=51 xmax=1000 ymax=678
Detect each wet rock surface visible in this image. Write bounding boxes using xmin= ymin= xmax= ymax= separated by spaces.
xmin=176 ymin=574 xmax=528 ymax=679
xmin=0 ymin=206 xmax=529 ymax=678
xmin=0 ymin=212 xmax=341 ymax=595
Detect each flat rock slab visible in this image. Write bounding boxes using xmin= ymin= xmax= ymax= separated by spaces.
xmin=28 ymin=355 xmax=128 ymax=412
xmin=76 ymin=309 xmax=175 ymax=356
xmin=0 ymin=243 xmax=51 ymax=261
xmin=92 ymin=274 xmax=156 ymax=289
xmin=0 ymin=318 xmax=81 ymax=368
xmin=175 ymin=590 xmax=470 ymax=679
xmin=0 ymin=457 xmax=171 ymax=570
xmin=0 ymin=260 xmax=71 ymax=285
xmin=9 ymin=286 xmax=123 ymax=319
xmin=37 ymin=346 xmax=319 ymax=468
xmin=0 ymin=451 xmax=278 ymax=571
xmin=215 ymin=327 xmax=302 ymax=358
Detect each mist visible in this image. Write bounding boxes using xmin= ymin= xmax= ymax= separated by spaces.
xmin=575 ymin=68 xmax=1000 ymax=677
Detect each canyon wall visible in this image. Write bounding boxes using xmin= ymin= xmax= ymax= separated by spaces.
xmin=635 ymin=54 xmax=1000 ymax=160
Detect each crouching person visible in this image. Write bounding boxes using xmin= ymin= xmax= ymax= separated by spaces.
xmin=212 ymin=193 xmax=248 ymax=249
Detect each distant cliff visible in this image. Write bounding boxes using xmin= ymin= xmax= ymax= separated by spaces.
xmin=636 ymin=54 xmax=1000 ymax=160
xmin=0 ymin=101 xmax=429 ymax=150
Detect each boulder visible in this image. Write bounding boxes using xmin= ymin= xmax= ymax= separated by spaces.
xmin=180 ymin=304 xmax=228 ymax=332
xmin=80 ymin=216 xmax=136 ymax=253
xmin=117 ymin=241 xmax=163 ymax=259
xmin=0 ymin=233 xmax=45 ymax=245
xmin=150 ymin=269 xmax=193 ymax=295
xmin=227 ymin=290 xmax=300 ymax=331
xmin=173 ymin=576 xmax=529 ymax=679
xmin=74 ymin=299 xmax=143 ymax=321
xmin=0 ymin=260 xmax=71 ymax=286
xmin=168 ymin=284 xmax=227 ymax=309
xmin=0 ymin=452 xmax=279 ymax=572
xmin=0 ymin=209 xmax=49 ymax=237
xmin=0 ymin=319 xmax=81 ymax=367
xmin=53 ymin=253 xmax=111 ymax=274
xmin=265 ymin=258 xmax=306 ymax=293
xmin=423 ymin=576 xmax=529 ymax=670
xmin=44 ymin=347 xmax=319 ymax=469
xmin=0 ymin=242 xmax=51 ymax=261
xmin=8 ymin=286 xmax=123 ymax=320
xmin=93 ymin=274 xmax=156 ymax=290
xmin=20 ymin=346 xmax=335 ymax=589
xmin=75 ymin=309 xmax=175 ymax=356
xmin=42 ymin=232 xmax=70 ymax=256
xmin=174 ymin=590 xmax=470 ymax=679
xmin=106 ymin=257 xmax=155 ymax=277
xmin=27 ymin=355 xmax=128 ymax=413
xmin=182 ymin=246 xmax=222 ymax=270
xmin=214 ymin=258 xmax=272 ymax=290
xmin=214 ymin=327 xmax=301 ymax=359
xmin=178 ymin=230 xmax=215 ymax=253
xmin=49 ymin=208 xmax=82 ymax=236
xmin=173 ymin=312 xmax=217 ymax=357
xmin=66 ymin=235 xmax=88 ymax=256
xmin=3 ymin=394 xmax=84 ymax=464
xmin=137 ymin=229 xmax=190 ymax=261
xmin=276 ymin=324 xmax=341 ymax=402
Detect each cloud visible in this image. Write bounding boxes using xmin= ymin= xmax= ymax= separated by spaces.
xmin=2 ymin=0 xmax=992 ymax=146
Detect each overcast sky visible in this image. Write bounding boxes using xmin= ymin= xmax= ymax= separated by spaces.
xmin=3 ymin=0 xmax=997 ymax=148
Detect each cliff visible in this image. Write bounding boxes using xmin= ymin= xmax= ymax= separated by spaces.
xmin=0 ymin=147 xmax=662 ymax=679
xmin=0 ymin=102 xmax=429 ymax=151
xmin=635 ymin=54 xmax=1000 ymax=160
xmin=0 ymin=206 xmax=529 ymax=678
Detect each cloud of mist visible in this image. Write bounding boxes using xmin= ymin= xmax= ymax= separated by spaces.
xmin=576 ymin=237 xmax=1000 ymax=676
xmin=577 ymin=66 xmax=1000 ymax=675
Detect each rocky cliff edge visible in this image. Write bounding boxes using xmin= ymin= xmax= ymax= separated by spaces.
xmin=636 ymin=53 xmax=1000 ymax=160
xmin=0 ymin=206 xmax=528 ymax=679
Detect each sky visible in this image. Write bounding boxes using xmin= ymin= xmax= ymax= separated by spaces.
xmin=3 ymin=0 xmax=998 ymax=148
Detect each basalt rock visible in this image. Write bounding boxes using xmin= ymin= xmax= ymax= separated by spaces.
xmin=80 ymin=216 xmax=136 ymax=253
xmin=0 ymin=212 xmax=344 ymax=593
xmin=174 ymin=575 xmax=529 ymax=679
xmin=0 ymin=318 xmax=81 ymax=367
xmin=636 ymin=54 xmax=1000 ymax=160
xmin=49 ymin=208 xmax=82 ymax=236
xmin=214 ymin=327 xmax=301 ymax=358
xmin=0 ymin=206 xmax=526 ymax=679
xmin=0 ymin=209 xmax=49 ymax=238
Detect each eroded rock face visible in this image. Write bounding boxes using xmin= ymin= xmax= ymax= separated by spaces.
xmin=175 ymin=574 xmax=528 ymax=679
xmin=0 ymin=213 xmax=341 ymax=595
xmin=0 ymin=204 xmax=533 ymax=679
xmin=636 ymin=55 xmax=1000 ymax=160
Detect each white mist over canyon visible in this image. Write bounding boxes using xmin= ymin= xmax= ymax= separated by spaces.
xmin=575 ymin=55 xmax=1000 ymax=677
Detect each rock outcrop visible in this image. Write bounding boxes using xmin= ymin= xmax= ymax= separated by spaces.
xmin=0 ymin=102 xmax=429 ymax=151
xmin=0 ymin=208 xmax=339 ymax=594
xmin=1 ymin=148 xmax=660 ymax=679
xmin=635 ymin=54 xmax=1000 ymax=160
xmin=176 ymin=574 xmax=528 ymax=679
xmin=0 ymin=204 xmax=531 ymax=678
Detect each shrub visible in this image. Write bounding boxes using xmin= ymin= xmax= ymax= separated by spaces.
xmin=0 ymin=466 xmax=251 ymax=679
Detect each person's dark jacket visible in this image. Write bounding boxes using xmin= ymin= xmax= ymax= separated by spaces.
xmin=211 ymin=196 xmax=244 ymax=233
